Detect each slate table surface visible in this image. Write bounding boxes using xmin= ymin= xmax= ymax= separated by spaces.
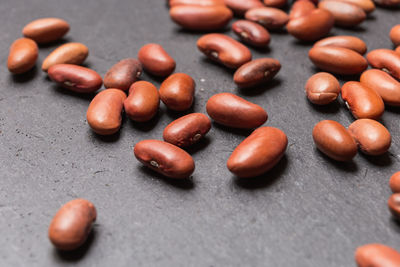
xmin=1 ymin=0 xmax=400 ymax=266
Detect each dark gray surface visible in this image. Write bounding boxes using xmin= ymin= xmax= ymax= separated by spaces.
xmin=1 ymin=0 xmax=400 ymax=266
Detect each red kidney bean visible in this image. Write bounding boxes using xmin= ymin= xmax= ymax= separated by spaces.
xmin=355 ymin=244 xmax=400 ymax=267
xmin=318 ymin=0 xmax=366 ymax=27
xmin=169 ymin=0 xmax=225 ymax=6
xmin=245 ymin=7 xmax=289 ymax=30
xmin=233 ymin=58 xmax=281 ymax=88
xmin=224 ymin=0 xmax=264 ymax=16
xmin=7 ymin=38 xmax=38 ymax=74
xmin=389 ymin=193 xmax=400 ymax=220
xmin=390 ymin=172 xmax=400 ymax=193
xmin=289 ymin=0 xmax=316 ymax=19
xmin=103 ymin=58 xmax=142 ymax=91
xmin=42 ymin=42 xmax=89 ymax=72
xmin=124 ymin=81 xmax=159 ymax=122
xmin=22 ymin=17 xmax=69 ymax=44
xmin=333 ymin=0 xmax=375 ymax=13
xmin=159 ymin=73 xmax=195 ymax=111
xmin=305 ymin=72 xmax=340 ymax=105
xmin=264 ymin=0 xmax=288 ymax=8
xmin=232 ymin=20 xmax=271 ymax=48
xmin=392 ymin=25 xmax=400 ymax=46
xmin=367 ymin=49 xmax=400 ymax=80
xmin=138 ymin=43 xmax=176 ymax=77
xmin=313 ymin=35 xmax=367 ymax=54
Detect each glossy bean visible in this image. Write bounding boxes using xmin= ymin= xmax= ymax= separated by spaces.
xmin=289 ymin=0 xmax=316 ymax=19
xmin=305 ymin=72 xmax=340 ymax=105
xmin=224 ymin=0 xmax=264 ymax=16
xmin=48 ymin=64 xmax=102 ymax=93
xmin=396 ymin=46 xmax=400 ymax=54
xmin=312 ymin=120 xmax=358 ymax=161
xmin=163 ymin=113 xmax=211 ymax=147
xmin=355 ymin=244 xmax=400 ymax=267
xmin=169 ymin=0 xmax=225 ymax=6
xmin=341 ymin=81 xmax=384 ymax=120
xmin=42 ymin=42 xmax=88 ymax=72
xmin=308 ymin=46 xmax=368 ymax=75
xmin=332 ymin=0 xmax=375 ymax=13
xmin=232 ymin=20 xmax=271 ymax=48
xmin=7 ymin=38 xmax=38 ymax=74
xmin=86 ymin=89 xmax=127 ymax=135
xmin=134 ymin=140 xmax=195 ymax=178
xmin=390 ymin=172 xmax=400 ymax=193
xmin=389 ymin=194 xmax=400 ymax=220
xmin=245 ymin=7 xmax=289 ymax=30
xmin=159 ymin=73 xmax=195 ymax=111
xmin=318 ymin=0 xmax=366 ymax=27
xmin=366 ymin=49 xmax=400 ymax=80
xmin=206 ymin=93 xmax=267 ymax=129
xmin=48 ymin=199 xmax=96 ymax=251
xmin=197 ymin=33 xmax=252 ymax=69
xmin=313 ymin=35 xmax=367 ymax=54
xmin=138 ymin=43 xmax=176 ymax=77
xmin=233 ymin=58 xmax=281 ymax=88
xmin=23 ymin=17 xmax=69 ymax=44
xmin=348 ymin=119 xmax=391 ymax=155
xmin=264 ymin=0 xmax=288 ymax=8
xmin=103 ymin=59 xmax=142 ymax=91
xmin=124 ymin=81 xmax=159 ymax=122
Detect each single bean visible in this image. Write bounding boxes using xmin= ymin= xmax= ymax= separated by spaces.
xmin=42 ymin=42 xmax=88 ymax=72
xmin=232 ymin=20 xmax=271 ymax=48
xmin=124 ymin=81 xmax=159 ymax=122
xmin=367 ymin=49 xmax=400 ymax=80
xmin=138 ymin=43 xmax=176 ymax=77
xmin=224 ymin=0 xmax=264 ymax=16
xmin=233 ymin=58 xmax=281 ymax=88
xmin=313 ymin=35 xmax=367 ymax=54
xmin=373 ymin=0 xmax=400 ymax=7
xmin=390 ymin=172 xmax=400 ymax=193
xmin=360 ymin=69 xmax=400 ymax=106
xmin=170 ymin=5 xmax=232 ymax=31
xmin=163 ymin=113 xmax=211 ymax=147
xmin=134 ymin=140 xmax=195 ymax=178
xmin=22 ymin=17 xmax=69 ymax=44
xmin=48 ymin=199 xmax=96 ymax=251
xmin=227 ymin=127 xmax=288 ymax=178
xmin=318 ymin=0 xmax=366 ymax=27
xmin=389 ymin=194 xmax=400 ymax=220
xmin=355 ymin=244 xmax=400 ymax=267
xmin=332 ymin=0 xmax=375 ymax=13
xmin=86 ymin=89 xmax=127 ymax=135
xmin=396 ymin=46 xmax=400 ymax=54
xmin=348 ymin=119 xmax=391 ymax=155
xmin=103 ymin=58 xmax=142 ymax=91
xmin=206 ymin=92 xmax=267 ymax=129
xmin=289 ymin=0 xmax=316 ymax=19
xmin=169 ymin=0 xmax=225 ymax=6
xmin=245 ymin=7 xmax=289 ymax=30
xmin=7 ymin=38 xmax=38 ymax=74
xmin=48 ymin=64 xmax=102 ymax=93
xmin=308 ymin=46 xmax=368 ymax=75
xmin=312 ymin=120 xmax=357 ymax=161
xmin=264 ymin=0 xmax=288 ymax=8
xmin=341 ymin=81 xmax=384 ymax=120
xmin=197 ymin=33 xmax=252 ymax=69
xmin=159 ymin=73 xmax=195 ymax=111
xmin=287 ymin=9 xmax=334 ymax=41
xmin=305 ymin=72 xmax=340 ymax=105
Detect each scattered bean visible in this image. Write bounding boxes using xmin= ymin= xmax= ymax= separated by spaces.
xmin=233 ymin=58 xmax=281 ymax=88
xmin=224 ymin=0 xmax=264 ymax=16
xmin=7 ymin=38 xmax=38 ymax=74
xmin=333 ymin=0 xmax=375 ymax=13
xmin=264 ymin=0 xmax=288 ymax=8
xmin=232 ymin=20 xmax=271 ymax=48
xmin=313 ymin=35 xmax=367 ymax=54
xmin=390 ymin=172 xmax=400 ymax=193
xmin=103 ymin=58 xmax=142 ymax=91
xmin=138 ymin=43 xmax=176 ymax=77
xmin=318 ymin=0 xmax=366 ymax=27
xmin=22 ymin=17 xmax=69 ymax=44
xmin=289 ymin=0 xmax=316 ymax=19
xmin=367 ymin=49 xmax=400 ymax=80
xmin=124 ymin=81 xmax=159 ymax=122
xmin=389 ymin=193 xmax=400 ymax=220
xmin=305 ymin=72 xmax=340 ymax=105
xmin=169 ymin=0 xmax=225 ymax=6
xmin=159 ymin=73 xmax=195 ymax=111
xmin=42 ymin=42 xmax=89 ymax=72
xmin=245 ymin=7 xmax=289 ymax=30
xmin=355 ymin=244 xmax=400 ymax=267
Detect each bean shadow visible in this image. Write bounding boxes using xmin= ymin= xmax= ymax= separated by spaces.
xmin=212 ymin=122 xmax=253 ymax=137
xmin=51 ymin=84 xmax=96 ymax=101
xmin=315 ymin=149 xmax=359 ymax=172
xmin=138 ymin=165 xmax=195 ymax=190
xmin=88 ymin=128 xmax=121 ymax=143
xmin=54 ymin=228 xmax=97 ymax=262
xmin=334 ymin=72 xmax=362 ymax=83
xmin=127 ymin=109 xmax=163 ymax=133
xmin=141 ymin=72 xmax=167 ymax=85
xmin=377 ymin=5 xmax=400 ymax=11
xmin=10 ymin=66 xmax=38 ymax=83
xmin=334 ymin=25 xmax=367 ymax=32
xmin=389 ymin=217 xmax=400 ymax=234
xmin=385 ymin=105 xmax=400 ymax=114
xmin=200 ymin=57 xmax=236 ymax=76
xmin=238 ymin=78 xmax=282 ymax=96
xmin=164 ymin=102 xmax=196 ymax=120
xmin=249 ymin=45 xmax=271 ymax=54
xmin=306 ymin=98 xmax=341 ymax=114
xmin=184 ymin=136 xmax=211 ymax=155
xmin=38 ymin=37 xmax=73 ymax=49
xmin=174 ymin=27 xmax=231 ymax=35
xmin=359 ymin=152 xmax=393 ymax=167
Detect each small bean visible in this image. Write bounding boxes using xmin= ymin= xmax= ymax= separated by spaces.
xmin=224 ymin=0 xmax=264 ymax=16
xmin=313 ymin=35 xmax=367 ymax=54
xmin=23 ymin=17 xmax=69 ymax=44
xmin=305 ymin=72 xmax=340 ymax=105
xmin=264 ymin=0 xmax=288 ymax=8
xmin=169 ymin=0 xmax=225 ymax=6
xmin=245 ymin=7 xmax=289 ymax=30
xmin=159 ymin=73 xmax=195 ymax=111
xmin=124 ymin=81 xmax=159 ymax=122
xmin=318 ymin=0 xmax=366 ymax=27
xmin=355 ymin=244 xmax=400 ymax=267
xmin=7 ymin=38 xmax=38 ymax=74
xmin=389 ymin=194 xmax=400 ymax=220
xmin=366 ymin=49 xmax=400 ymax=80
xmin=332 ymin=0 xmax=375 ymax=13
xmin=232 ymin=20 xmax=271 ymax=48
xmin=104 ymin=58 xmax=142 ymax=91
xmin=390 ymin=172 xmax=400 ymax=193
xmin=42 ymin=42 xmax=88 ymax=72
xmin=138 ymin=43 xmax=176 ymax=77
xmin=233 ymin=58 xmax=281 ymax=88
xmin=289 ymin=0 xmax=316 ymax=19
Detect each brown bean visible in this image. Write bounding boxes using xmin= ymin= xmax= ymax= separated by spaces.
xmin=289 ymin=0 xmax=316 ymax=19
xmin=169 ymin=0 xmax=225 ymax=6
xmin=227 ymin=127 xmax=288 ymax=178
xmin=103 ymin=59 xmax=142 ymax=91
xmin=170 ymin=5 xmax=232 ymax=31
xmin=396 ymin=46 xmax=400 ymax=54
xmin=312 ymin=120 xmax=357 ymax=161
xmin=206 ymin=93 xmax=267 ymax=129
xmin=355 ymin=244 xmax=400 ymax=267
xmin=224 ymin=0 xmax=264 ymax=16
xmin=332 ymin=0 xmax=375 ymax=13
xmin=348 ymin=119 xmax=391 ymax=155
xmin=233 ymin=58 xmax=281 ymax=88
xmin=163 ymin=113 xmax=211 ymax=147
xmin=22 ymin=18 xmax=69 ymax=44
xmin=360 ymin=69 xmax=400 ymax=106
xmin=264 ymin=0 xmax=288 ymax=8
xmin=373 ymin=0 xmax=400 ymax=7
xmin=308 ymin=46 xmax=368 ymax=75
xmin=124 ymin=81 xmax=159 ymax=122
xmin=48 ymin=199 xmax=96 ymax=251
xmin=367 ymin=49 xmax=400 ymax=80
xmin=232 ymin=20 xmax=271 ymax=48
xmin=341 ymin=81 xmax=384 ymax=120
xmin=287 ymin=9 xmax=334 ymax=41
xmin=138 ymin=43 xmax=176 ymax=77
xmin=7 ymin=38 xmax=38 ymax=74
xmin=313 ymin=35 xmax=367 ymax=54
xmin=134 ymin=140 xmax=195 ymax=178
xmin=48 ymin=64 xmax=102 ymax=93
xmin=390 ymin=172 xmax=400 ymax=193
xmin=42 ymin=43 xmax=88 ymax=72
xmin=389 ymin=194 xmax=400 ymax=220
xmin=245 ymin=7 xmax=289 ymax=30
xmin=197 ymin=34 xmax=252 ymax=69
xmin=159 ymin=73 xmax=195 ymax=111
xmin=86 ymin=89 xmax=127 ymax=135
xmin=305 ymin=72 xmax=340 ymax=105
xmin=318 ymin=0 xmax=366 ymax=27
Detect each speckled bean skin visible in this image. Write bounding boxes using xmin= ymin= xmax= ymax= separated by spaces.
xmin=197 ymin=34 xmax=252 ymax=69
xmin=224 ymin=0 xmax=264 ymax=16
xmin=390 ymin=172 xmax=400 ymax=193
xmin=169 ymin=0 xmax=225 ymax=6
xmin=159 ymin=73 xmax=195 ymax=111
xmin=103 ymin=59 xmax=142 ymax=91
xmin=318 ymin=0 xmax=366 ymax=27
xmin=48 ymin=64 xmax=103 ymax=93
xmin=124 ymin=81 xmax=160 ymax=122
xmin=289 ymin=0 xmax=316 ymax=19
xmin=134 ymin=140 xmax=195 ymax=179
xmin=341 ymin=81 xmax=384 ymax=120
xmin=355 ymin=244 xmax=400 ymax=267
xmin=312 ymin=120 xmax=358 ymax=161
xmin=367 ymin=49 xmax=400 ymax=80
xmin=227 ymin=127 xmax=288 ymax=178
xmin=305 ymin=72 xmax=340 ymax=105
xmin=163 ymin=113 xmax=211 ymax=147
xmin=313 ymin=35 xmax=367 ymax=54
xmin=86 ymin=89 xmax=127 ymax=135
xmin=206 ymin=93 xmax=267 ymax=129
xmin=389 ymin=194 xmax=400 ymax=220
xmin=333 ymin=0 xmax=375 ymax=13
xmin=48 ymin=199 xmax=96 ymax=251
xmin=391 ymin=25 xmax=400 ymax=46
xmin=233 ymin=58 xmax=281 ymax=88
xmin=42 ymin=42 xmax=89 ymax=72
xmin=348 ymin=119 xmax=391 ymax=155
xmin=23 ymin=17 xmax=69 ymax=44
xmin=245 ymin=7 xmax=289 ymax=30
xmin=7 ymin=38 xmax=38 ymax=74
xmin=232 ymin=20 xmax=271 ymax=48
